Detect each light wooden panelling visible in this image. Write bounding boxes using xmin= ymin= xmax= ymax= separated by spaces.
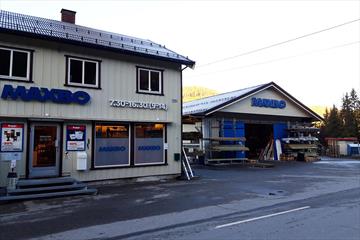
xmin=0 ymin=33 xmax=183 ymax=185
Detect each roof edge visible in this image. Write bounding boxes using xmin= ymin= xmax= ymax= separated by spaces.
xmin=0 ymin=29 xmax=195 ymax=67
xmin=202 ymin=82 xmax=324 ymax=122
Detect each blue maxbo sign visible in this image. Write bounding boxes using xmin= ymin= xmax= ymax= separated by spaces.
xmin=251 ymin=97 xmax=286 ymax=109
xmin=1 ymin=84 xmax=90 ymax=105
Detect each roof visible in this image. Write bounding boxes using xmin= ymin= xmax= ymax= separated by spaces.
xmin=183 ymin=82 xmax=323 ymax=121
xmin=0 ymin=10 xmax=195 ymax=67
xmin=183 ymin=83 xmax=266 ymax=115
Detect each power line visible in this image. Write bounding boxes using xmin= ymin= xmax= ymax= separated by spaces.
xmin=197 ymin=18 xmax=360 ymax=68
xmin=187 ymin=40 xmax=360 ymax=79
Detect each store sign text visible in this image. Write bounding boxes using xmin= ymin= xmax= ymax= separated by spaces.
xmin=251 ymin=97 xmax=286 ymax=109
xmin=1 ymin=84 xmax=90 ymax=105
xmin=99 ymin=146 xmax=126 ymax=152
xmin=138 ymin=145 xmax=162 ymax=151
xmin=109 ymin=99 xmax=167 ymax=111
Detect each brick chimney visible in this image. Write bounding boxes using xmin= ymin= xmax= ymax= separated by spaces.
xmin=61 ymin=9 xmax=76 ymax=24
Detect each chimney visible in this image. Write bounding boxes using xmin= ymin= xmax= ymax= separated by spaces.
xmin=61 ymin=9 xmax=76 ymax=24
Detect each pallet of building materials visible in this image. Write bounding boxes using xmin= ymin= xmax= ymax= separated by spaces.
xmin=279 ymin=154 xmax=296 ymax=161
xmin=285 ymin=144 xmax=318 ymax=150
xmin=210 ymin=145 xmax=249 ymax=152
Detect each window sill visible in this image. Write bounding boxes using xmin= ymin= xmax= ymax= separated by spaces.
xmin=0 ymin=78 xmax=33 ymax=83
xmin=64 ymin=84 xmax=102 ymax=90
xmin=91 ymin=162 xmax=168 ymax=170
xmin=136 ymin=90 xmax=164 ymax=96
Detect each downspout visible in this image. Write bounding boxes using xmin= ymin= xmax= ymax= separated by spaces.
xmin=180 ymin=65 xmax=188 ymax=172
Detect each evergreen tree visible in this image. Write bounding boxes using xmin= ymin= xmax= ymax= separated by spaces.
xmin=324 ymin=105 xmax=343 ymax=137
xmin=349 ymin=88 xmax=360 ymax=111
xmin=349 ymin=88 xmax=360 ymax=138
xmin=341 ymin=92 xmax=358 ymax=137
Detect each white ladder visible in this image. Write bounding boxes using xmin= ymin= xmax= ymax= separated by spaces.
xmin=182 ymin=147 xmax=194 ymax=180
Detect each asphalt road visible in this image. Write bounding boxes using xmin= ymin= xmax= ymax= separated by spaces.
xmin=0 ymin=157 xmax=359 ymax=240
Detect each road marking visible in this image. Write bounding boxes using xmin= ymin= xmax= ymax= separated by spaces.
xmin=215 ymin=206 xmax=310 ymax=229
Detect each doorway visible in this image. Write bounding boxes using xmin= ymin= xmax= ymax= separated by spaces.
xmin=28 ymin=123 xmax=61 ymax=178
xmin=245 ymin=123 xmax=273 ymax=159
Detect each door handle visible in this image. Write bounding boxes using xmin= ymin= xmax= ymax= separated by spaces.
xmin=55 ymin=139 xmax=59 ymax=148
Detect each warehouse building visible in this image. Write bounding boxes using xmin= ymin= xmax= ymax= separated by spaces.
xmin=0 ymin=9 xmax=195 ymax=189
xmin=183 ymin=82 xmax=323 ymax=163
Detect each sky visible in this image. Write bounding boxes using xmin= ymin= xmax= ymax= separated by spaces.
xmin=0 ymin=0 xmax=359 ymax=108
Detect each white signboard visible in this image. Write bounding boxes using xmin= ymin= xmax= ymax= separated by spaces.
xmin=1 ymin=123 xmax=24 ymax=152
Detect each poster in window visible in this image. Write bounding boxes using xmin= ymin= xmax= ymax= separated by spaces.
xmin=0 ymin=123 xmax=24 ymax=152
xmin=66 ymin=125 xmax=86 ymax=151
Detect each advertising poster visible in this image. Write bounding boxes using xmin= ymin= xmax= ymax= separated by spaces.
xmin=0 ymin=123 xmax=24 ymax=152
xmin=66 ymin=125 xmax=86 ymax=151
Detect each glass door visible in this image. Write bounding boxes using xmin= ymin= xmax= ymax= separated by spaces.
xmin=29 ymin=123 xmax=61 ymax=178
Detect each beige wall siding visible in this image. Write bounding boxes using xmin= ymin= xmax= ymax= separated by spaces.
xmin=0 ymin=34 xmax=181 ymax=123
xmin=219 ymin=87 xmax=311 ymax=118
xmin=0 ymin=33 xmax=182 ymax=185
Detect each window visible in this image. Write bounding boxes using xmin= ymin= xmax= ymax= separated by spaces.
xmin=137 ymin=67 xmax=162 ymax=95
xmin=0 ymin=47 xmax=31 ymax=81
xmin=94 ymin=124 xmax=130 ymax=167
xmin=67 ymin=56 xmax=100 ymax=88
xmin=134 ymin=123 xmax=165 ymax=165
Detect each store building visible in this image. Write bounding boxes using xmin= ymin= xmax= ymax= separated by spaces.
xmin=0 ymin=9 xmax=195 ymax=187
xmin=183 ymin=82 xmax=323 ymax=162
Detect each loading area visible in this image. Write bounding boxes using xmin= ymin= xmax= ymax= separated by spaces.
xmin=182 ymin=82 xmax=323 ymax=165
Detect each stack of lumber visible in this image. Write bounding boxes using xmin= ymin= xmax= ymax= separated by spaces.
xmin=259 ymin=139 xmax=274 ymax=160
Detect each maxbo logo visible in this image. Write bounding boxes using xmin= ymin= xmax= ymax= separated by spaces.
xmin=1 ymin=84 xmax=91 ymax=105
xmin=138 ymin=146 xmax=161 ymax=151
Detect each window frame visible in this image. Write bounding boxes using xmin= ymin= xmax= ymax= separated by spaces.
xmin=136 ymin=66 xmax=164 ymax=95
xmin=0 ymin=45 xmax=33 ymax=82
xmin=90 ymin=122 xmax=168 ymax=170
xmin=93 ymin=122 xmax=131 ymax=168
xmin=133 ymin=123 xmax=166 ymax=166
xmin=65 ymin=55 xmax=101 ymax=89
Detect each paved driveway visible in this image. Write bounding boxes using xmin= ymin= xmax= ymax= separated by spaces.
xmin=0 ymin=157 xmax=359 ymax=240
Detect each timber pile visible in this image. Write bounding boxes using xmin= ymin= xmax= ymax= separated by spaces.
xmin=280 ymin=154 xmax=295 ymax=161
xmin=259 ymin=139 xmax=274 ymax=161
xmin=281 ymin=124 xmax=320 ymax=162
xmin=205 ymin=137 xmax=249 ymax=165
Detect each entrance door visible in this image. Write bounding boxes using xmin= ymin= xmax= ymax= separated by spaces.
xmin=29 ymin=123 xmax=61 ymax=178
